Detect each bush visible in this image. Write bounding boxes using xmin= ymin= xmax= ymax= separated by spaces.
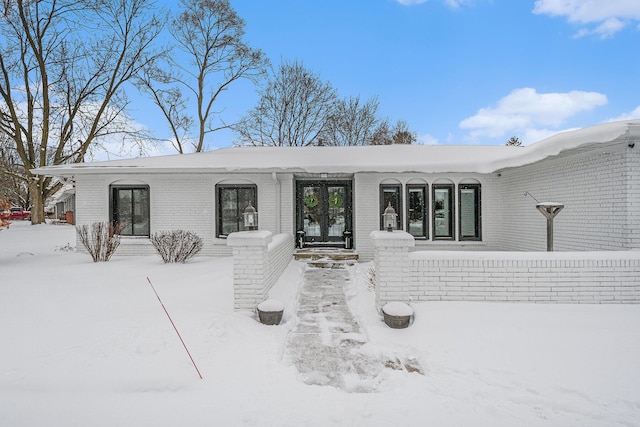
xmin=151 ymin=230 xmax=203 ymax=263
xmin=76 ymin=221 xmax=123 ymax=262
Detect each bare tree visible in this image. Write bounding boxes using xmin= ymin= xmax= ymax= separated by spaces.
xmin=0 ymin=133 xmax=29 ymax=208
xmin=506 ymin=136 xmax=523 ymax=146
xmin=138 ymin=0 xmax=268 ymax=153
xmin=0 ymin=0 xmax=164 ymax=223
xmin=235 ymin=60 xmax=338 ymax=146
xmin=392 ymin=119 xmax=417 ymax=144
xmin=372 ymin=119 xmax=417 ymax=145
xmin=321 ymin=96 xmax=380 ymax=146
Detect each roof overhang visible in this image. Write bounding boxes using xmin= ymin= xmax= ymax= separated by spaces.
xmin=31 ymin=120 xmax=640 ymax=178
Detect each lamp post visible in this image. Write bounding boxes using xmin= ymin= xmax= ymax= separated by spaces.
xmin=382 ymin=202 xmax=398 ymax=232
xmin=243 ymin=203 xmax=258 ymax=231
xmin=536 ymin=202 xmax=564 ymax=251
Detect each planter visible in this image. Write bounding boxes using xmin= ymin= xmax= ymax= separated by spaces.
xmin=257 ymin=299 xmax=284 ymax=325
xmin=382 ymin=302 xmax=414 ymax=329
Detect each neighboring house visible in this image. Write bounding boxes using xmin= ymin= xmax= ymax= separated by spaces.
xmin=32 ymin=120 xmax=640 ymax=260
xmin=46 ymin=181 xmax=76 ymax=223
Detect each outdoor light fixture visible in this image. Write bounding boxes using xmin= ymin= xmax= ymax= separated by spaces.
xmin=536 ymin=202 xmax=564 ymax=252
xmin=243 ymin=203 xmax=258 ymax=230
xmin=383 ymin=202 xmax=398 ymax=232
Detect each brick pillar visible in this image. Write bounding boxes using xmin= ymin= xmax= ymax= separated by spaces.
xmin=370 ymin=230 xmax=415 ymax=309
xmin=227 ymin=230 xmax=273 ymax=311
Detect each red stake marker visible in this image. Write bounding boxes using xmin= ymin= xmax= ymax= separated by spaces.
xmin=146 ymin=277 xmax=203 ymax=380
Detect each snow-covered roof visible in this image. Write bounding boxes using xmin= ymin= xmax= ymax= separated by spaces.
xmin=32 ymin=120 xmax=640 ymax=177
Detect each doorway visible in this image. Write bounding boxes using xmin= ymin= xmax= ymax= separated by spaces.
xmin=296 ymin=180 xmax=353 ymax=248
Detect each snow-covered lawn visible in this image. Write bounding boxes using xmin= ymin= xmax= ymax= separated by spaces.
xmin=1 ymin=221 xmax=639 ymax=426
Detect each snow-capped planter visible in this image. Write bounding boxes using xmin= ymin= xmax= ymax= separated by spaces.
xmin=256 ymin=299 xmax=284 ymax=325
xmin=381 ymin=302 xmax=414 ymax=329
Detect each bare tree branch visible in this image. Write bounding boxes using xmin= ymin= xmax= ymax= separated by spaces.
xmin=235 ymin=60 xmax=337 ymax=147
xmin=138 ymin=0 xmax=268 ymax=153
xmin=0 ymin=0 xmax=164 ymax=223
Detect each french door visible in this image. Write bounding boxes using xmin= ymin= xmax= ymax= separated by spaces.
xmin=296 ymin=181 xmax=352 ymax=247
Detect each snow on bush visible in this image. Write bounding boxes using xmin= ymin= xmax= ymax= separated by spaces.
xmin=151 ymin=230 xmax=203 ymax=263
xmin=76 ymin=221 xmax=123 ymax=262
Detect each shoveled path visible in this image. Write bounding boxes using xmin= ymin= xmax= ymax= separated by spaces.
xmin=284 ymin=265 xmax=385 ymax=393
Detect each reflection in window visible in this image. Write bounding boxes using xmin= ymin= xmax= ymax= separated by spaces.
xmin=459 ymin=184 xmax=481 ymax=240
xmin=111 ymin=186 xmax=150 ymax=237
xmin=380 ymin=184 xmax=402 ymax=230
xmin=433 ymin=184 xmax=454 ymax=239
xmin=216 ymin=184 xmax=257 ymax=237
xmin=407 ymin=184 xmax=427 ymax=238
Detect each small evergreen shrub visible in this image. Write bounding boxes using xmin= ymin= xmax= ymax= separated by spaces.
xmin=76 ymin=221 xmax=123 ymax=262
xmin=151 ymin=230 xmax=203 ymax=263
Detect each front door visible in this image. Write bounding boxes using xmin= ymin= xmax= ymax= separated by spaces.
xmin=296 ymin=180 xmax=353 ymax=247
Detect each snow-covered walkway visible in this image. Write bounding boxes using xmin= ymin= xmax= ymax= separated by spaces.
xmin=284 ymin=266 xmax=421 ymax=392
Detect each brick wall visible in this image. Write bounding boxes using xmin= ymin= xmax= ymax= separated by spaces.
xmin=494 ymin=145 xmax=632 ymax=251
xmin=227 ymin=231 xmax=294 ymax=311
xmin=371 ymin=231 xmax=640 ymax=305
xmin=73 ymin=172 xmax=292 ymax=257
xmin=409 ymin=252 xmax=640 ymax=303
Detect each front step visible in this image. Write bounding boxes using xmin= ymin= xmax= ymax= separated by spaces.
xmin=294 ymin=248 xmax=359 ymax=267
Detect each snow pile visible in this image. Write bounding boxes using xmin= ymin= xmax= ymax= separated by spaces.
xmin=381 ymin=302 xmax=414 ymax=317
xmin=1 ymin=221 xmax=640 ymax=426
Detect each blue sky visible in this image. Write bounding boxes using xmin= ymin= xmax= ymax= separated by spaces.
xmin=135 ymin=0 xmax=640 ymax=151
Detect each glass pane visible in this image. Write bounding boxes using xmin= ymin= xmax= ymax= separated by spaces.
xmin=116 ymin=189 xmax=133 ymax=235
xmin=327 ymin=186 xmax=345 ymax=237
xmin=381 ymin=186 xmax=400 ymax=229
xmin=132 ymin=189 xmax=149 ymax=236
xmin=303 ymin=186 xmax=321 ymax=237
xmin=221 ymin=188 xmax=239 ymax=235
xmin=408 ymin=188 xmax=425 ymax=237
xmin=460 ymin=188 xmax=477 ymax=238
xmin=237 ymin=188 xmax=256 ymax=231
xmin=434 ymin=187 xmax=451 ymax=238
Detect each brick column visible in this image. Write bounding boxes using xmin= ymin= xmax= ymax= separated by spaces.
xmin=370 ymin=230 xmax=415 ymax=309
xmin=227 ymin=230 xmax=273 ymax=311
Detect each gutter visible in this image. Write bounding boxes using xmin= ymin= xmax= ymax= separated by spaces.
xmin=272 ymin=172 xmax=281 ymax=234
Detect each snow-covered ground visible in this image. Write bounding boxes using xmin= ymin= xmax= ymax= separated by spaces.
xmin=1 ymin=221 xmax=639 ymax=426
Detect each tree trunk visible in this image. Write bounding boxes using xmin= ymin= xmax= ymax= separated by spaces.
xmin=28 ymin=178 xmax=45 ymax=225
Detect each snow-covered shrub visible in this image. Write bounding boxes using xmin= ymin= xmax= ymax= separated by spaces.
xmin=76 ymin=221 xmax=123 ymax=262
xmin=151 ymin=230 xmax=203 ymax=263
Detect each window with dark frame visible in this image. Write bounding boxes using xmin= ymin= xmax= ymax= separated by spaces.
xmin=216 ymin=184 xmax=257 ymax=238
xmin=380 ymin=184 xmax=402 ymax=231
xmin=111 ymin=185 xmax=150 ymax=237
xmin=432 ymin=184 xmax=454 ymax=240
xmin=459 ymin=183 xmax=481 ymax=241
xmin=406 ymin=184 xmax=428 ymax=239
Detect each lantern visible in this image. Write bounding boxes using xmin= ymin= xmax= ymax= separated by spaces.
xmin=383 ymin=202 xmax=397 ymax=232
xmin=243 ymin=203 xmax=258 ymax=230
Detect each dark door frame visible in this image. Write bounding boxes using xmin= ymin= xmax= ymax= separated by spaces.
xmin=295 ymin=180 xmax=353 ymax=248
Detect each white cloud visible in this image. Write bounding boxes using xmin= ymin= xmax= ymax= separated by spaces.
xmin=459 ymin=87 xmax=607 ymax=141
xmin=607 ymin=105 xmax=640 ymax=122
xmin=416 ymin=133 xmax=439 ymax=145
xmin=396 ymin=0 xmax=427 ymax=5
xmin=533 ymin=0 xmax=640 ymax=37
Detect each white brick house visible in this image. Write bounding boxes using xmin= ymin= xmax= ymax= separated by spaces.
xmin=33 ymin=120 xmax=640 ymax=261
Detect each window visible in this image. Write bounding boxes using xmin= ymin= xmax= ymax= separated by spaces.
xmin=459 ymin=184 xmax=481 ymax=240
xmin=111 ymin=185 xmax=150 ymax=237
xmin=432 ymin=184 xmax=454 ymax=239
xmin=406 ymin=184 xmax=428 ymax=238
xmin=216 ymin=184 xmax=257 ymax=237
xmin=380 ymin=184 xmax=402 ymax=230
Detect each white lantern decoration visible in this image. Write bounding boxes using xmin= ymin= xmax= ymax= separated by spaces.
xmin=383 ymin=202 xmax=397 ymax=232
xmin=243 ymin=203 xmax=258 ymax=230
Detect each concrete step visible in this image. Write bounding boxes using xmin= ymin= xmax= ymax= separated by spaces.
xmin=293 ymin=248 xmax=359 ymax=267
